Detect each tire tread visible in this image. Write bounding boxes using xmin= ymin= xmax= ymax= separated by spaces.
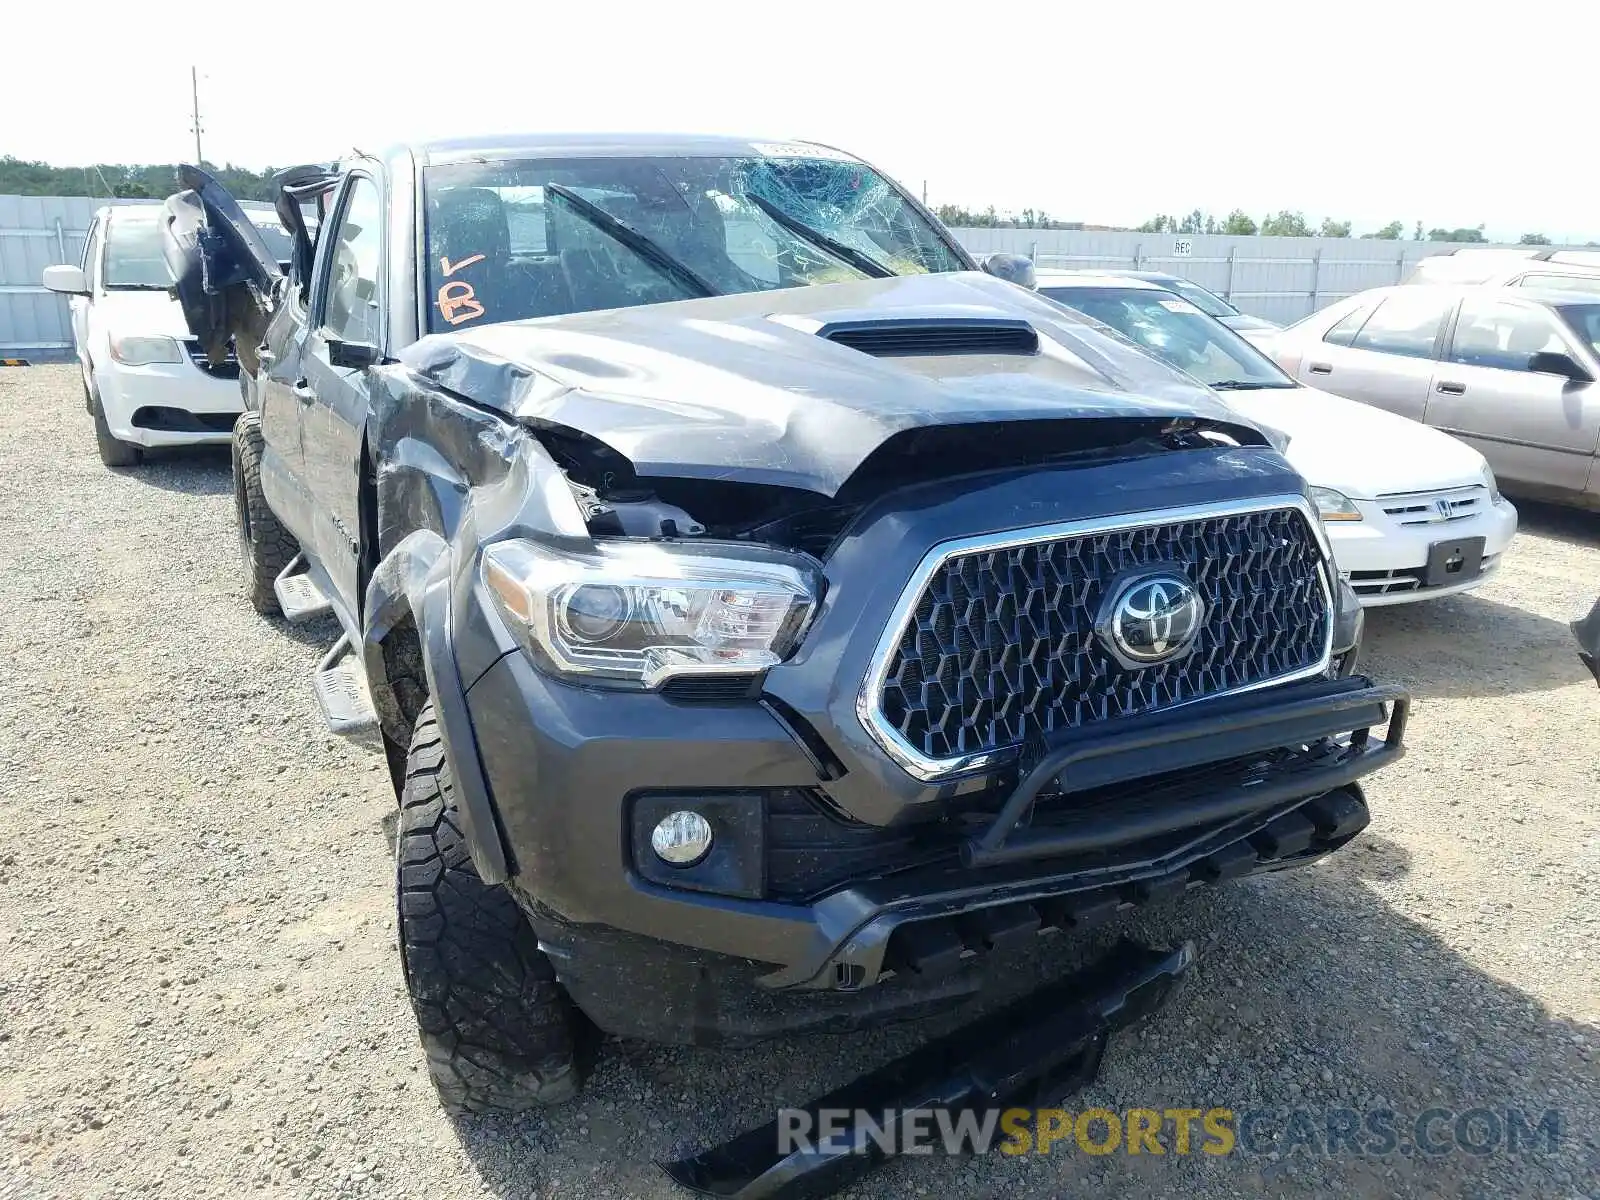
xmin=396 ymin=704 xmax=578 ymax=1113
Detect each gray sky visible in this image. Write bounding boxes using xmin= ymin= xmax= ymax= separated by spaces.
xmin=8 ymin=0 xmax=1597 ymax=242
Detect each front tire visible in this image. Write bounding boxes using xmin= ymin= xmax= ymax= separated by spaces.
xmin=88 ymin=377 xmax=141 ymax=468
xmin=396 ymin=705 xmax=580 ymax=1113
xmin=231 ymin=412 xmax=297 ymax=616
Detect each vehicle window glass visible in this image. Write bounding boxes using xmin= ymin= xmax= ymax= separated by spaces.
xmin=1348 ymin=293 xmax=1452 ymax=359
xmin=243 ymin=211 xmax=295 ymax=267
xmin=1321 ymin=301 xmax=1375 ymax=347
xmin=102 ymin=216 xmax=171 ymax=290
xmin=1168 ymin=279 xmax=1236 ymax=318
xmin=421 ymin=153 xmax=966 ymax=333
xmin=81 ymin=219 xmax=103 ymax=291
xmin=320 ymin=178 xmax=382 ymax=345
xmin=1517 ymin=273 xmax=1600 ymax=297
xmin=1556 ymin=304 xmax=1600 ymax=359
xmin=1038 ymin=287 xmax=1294 ymax=389
xmin=1448 ymin=299 xmax=1569 ymax=371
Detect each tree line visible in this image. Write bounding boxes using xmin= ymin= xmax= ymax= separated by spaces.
xmin=0 ymin=156 xmax=278 ymax=201
xmin=1130 ymin=209 xmax=1576 ymax=245
xmin=1 ymin=157 xmax=1582 ymax=247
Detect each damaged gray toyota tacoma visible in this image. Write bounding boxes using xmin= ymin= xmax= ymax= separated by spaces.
xmin=161 ymin=135 xmax=1407 ymax=1122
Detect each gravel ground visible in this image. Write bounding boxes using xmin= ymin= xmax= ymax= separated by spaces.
xmin=1 ymin=363 xmax=1596 ymax=1200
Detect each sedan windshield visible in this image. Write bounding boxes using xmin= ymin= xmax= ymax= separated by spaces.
xmin=1557 ymin=302 xmax=1600 ymax=358
xmin=1165 ymin=278 xmax=1240 ymax=319
xmin=420 ymin=153 xmax=967 ymax=332
xmin=1038 ymin=286 xmax=1296 ymax=389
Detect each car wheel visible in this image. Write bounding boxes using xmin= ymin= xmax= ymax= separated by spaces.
xmin=231 ymin=412 xmax=298 ymax=616
xmin=397 ymin=704 xmax=581 ymax=1114
xmin=88 ymin=379 xmax=141 ymax=468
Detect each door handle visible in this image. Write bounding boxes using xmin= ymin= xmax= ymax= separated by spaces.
xmin=1308 ymin=362 xmax=1332 ymax=375
xmin=257 ymin=346 xmax=275 ymax=367
xmin=292 ymin=378 xmax=315 ymax=403
xmin=1436 ymin=381 xmax=1466 ymax=396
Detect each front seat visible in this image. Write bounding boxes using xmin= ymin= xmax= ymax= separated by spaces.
xmin=429 ymin=187 xmax=511 ymax=327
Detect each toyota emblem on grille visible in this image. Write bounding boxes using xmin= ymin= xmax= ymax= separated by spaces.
xmin=1098 ymin=571 xmax=1206 ymax=667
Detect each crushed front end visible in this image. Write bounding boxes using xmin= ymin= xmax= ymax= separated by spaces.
xmin=434 ymin=441 xmax=1404 ymax=1046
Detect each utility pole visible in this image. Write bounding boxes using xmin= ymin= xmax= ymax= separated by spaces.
xmin=190 ymin=67 xmax=204 ymax=166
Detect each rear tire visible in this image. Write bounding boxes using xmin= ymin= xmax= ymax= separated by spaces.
xmin=396 ymin=705 xmax=580 ymax=1113
xmin=231 ymin=412 xmax=297 ymax=616
xmin=88 ymin=378 xmax=141 ymax=468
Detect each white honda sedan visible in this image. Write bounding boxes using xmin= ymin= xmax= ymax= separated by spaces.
xmin=1035 ymin=271 xmax=1519 ymax=606
xmin=43 ymin=202 xmax=291 ymax=467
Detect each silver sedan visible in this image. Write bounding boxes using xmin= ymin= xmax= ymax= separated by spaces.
xmin=1259 ymin=284 xmax=1600 ymax=510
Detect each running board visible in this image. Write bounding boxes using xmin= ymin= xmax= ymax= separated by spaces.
xmin=312 ymin=634 xmax=380 ymax=739
xmin=659 ymin=939 xmax=1193 ymax=1200
xmin=273 ymin=553 xmax=333 ymax=622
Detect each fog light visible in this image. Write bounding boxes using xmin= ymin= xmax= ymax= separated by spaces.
xmin=650 ymin=811 xmax=713 ymax=866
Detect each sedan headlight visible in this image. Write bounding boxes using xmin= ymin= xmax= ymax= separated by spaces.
xmin=108 ymin=334 xmax=182 ymax=366
xmin=1310 ymin=486 xmax=1363 ymax=522
xmin=482 ymin=539 xmax=820 ymax=689
xmin=1480 ymin=462 xmax=1503 ymax=504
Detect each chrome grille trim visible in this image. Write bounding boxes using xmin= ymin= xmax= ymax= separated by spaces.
xmin=856 ymin=494 xmax=1337 ymax=782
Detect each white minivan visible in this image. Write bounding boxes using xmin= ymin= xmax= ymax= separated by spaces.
xmin=43 ymin=202 xmax=291 ymax=467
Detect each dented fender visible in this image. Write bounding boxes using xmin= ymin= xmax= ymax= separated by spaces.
xmin=362 ymin=529 xmax=513 ymax=884
xmin=359 ymin=372 xmax=591 ymax=886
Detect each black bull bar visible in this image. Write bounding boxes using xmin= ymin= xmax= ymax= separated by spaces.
xmin=659 ymin=939 xmax=1194 ymax=1200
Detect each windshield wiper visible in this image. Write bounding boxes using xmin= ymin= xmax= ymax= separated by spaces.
xmin=1208 ymin=379 xmax=1297 ymax=391
xmin=543 ymin=183 xmax=718 ymax=300
xmin=104 ymin=283 xmax=171 ymax=292
xmin=744 ymin=192 xmax=895 ymax=280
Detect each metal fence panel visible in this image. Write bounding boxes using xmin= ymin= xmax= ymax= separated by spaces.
xmin=944 ymin=227 xmax=1513 ymax=324
xmin=0 ymin=193 xmax=1587 ymax=354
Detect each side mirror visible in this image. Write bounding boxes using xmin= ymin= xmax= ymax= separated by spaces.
xmin=328 ymin=339 xmax=381 ymax=370
xmin=981 ymin=252 xmax=1037 ymax=290
xmin=1527 ymin=349 xmax=1592 ymax=383
xmin=42 ymin=264 xmax=89 ymax=296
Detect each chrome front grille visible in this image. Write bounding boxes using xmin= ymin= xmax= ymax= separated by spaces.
xmin=860 ymin=497 xmax=1335 ymax=779
xmin=1380 ymin=486 xmax=1486 ymax=527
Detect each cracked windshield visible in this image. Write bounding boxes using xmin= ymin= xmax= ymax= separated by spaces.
xmin=421 ymin=150 xmax=966 ymax=332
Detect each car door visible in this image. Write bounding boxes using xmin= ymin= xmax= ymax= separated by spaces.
xmin=1296 ymin=291 xmax=1457 ymax=422
xmin=1428 ymin=295 xmax=1600 ymax=495
xmin=297 ymin=171 xmax=385 ymax=622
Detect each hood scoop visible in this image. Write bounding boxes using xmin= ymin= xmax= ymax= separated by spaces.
xmin=818 ymin=317 xmax=1040 ymax=358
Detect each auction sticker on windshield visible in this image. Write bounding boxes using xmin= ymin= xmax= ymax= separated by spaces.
xmin=1160 ymin=298 xmax=1203 ymax=314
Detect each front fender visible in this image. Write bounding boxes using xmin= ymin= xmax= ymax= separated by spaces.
xmin=364 ymin=529 xmax=512 ymax=884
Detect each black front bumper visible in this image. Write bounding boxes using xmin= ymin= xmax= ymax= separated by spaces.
xmin=462 ymin=639 xmax=1404 ymax=1041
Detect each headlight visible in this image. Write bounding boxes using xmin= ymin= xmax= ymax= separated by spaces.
xmin=1310 ymin=486 xmax=1363 ymax=522
xmin=1480 ymin=462 xmax=1503 ymax=504
xmin=482 ymin=539 xmax=820 ymax=689
xmin=108 ymin=335 xmax=182 ymax=366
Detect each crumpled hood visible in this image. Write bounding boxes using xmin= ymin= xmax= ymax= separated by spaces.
xmin=399 ymin=272 xmax=1268 ymax=496
xmin=1221 ymin=384 xmax=1488 ymax=497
